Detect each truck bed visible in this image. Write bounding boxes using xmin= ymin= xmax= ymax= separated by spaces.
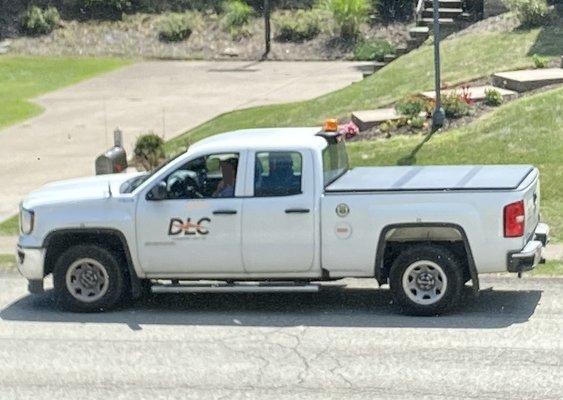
xmin=326 ymin=165 xmax=534 ymax=192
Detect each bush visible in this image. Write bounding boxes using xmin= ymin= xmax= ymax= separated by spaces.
xmin=76 ymin=0 xmax=131 ymax=20
xmin=134 ymin=133 xmax=165 ymax=170
xmin=222 ymin=0 xmax=254 ymax=29
xmin=532 ymin=53 xmax=550 ymax=68
xmin=353 ymin=38 xmax=394 ymax=61
xmin=323 ymin=0 xmax=371 ymax=39
xmin=442 ymin=92 xmax=472 ymax=119
xmin=503 ymin=0 xmax=551 ymax=27
xmin=484 ymin=88 xmax=503 ymax=106
xmin=376 ymin=0 xmax=415 ymax=22
xmin=395 ymin=95 xmax=429 ymax=118
xmin=158 ymin=13 xmax=193 ymax=41
xmin=409 ymin=116 xmax=426 ymax=130
xmin=273 ymin=9 xmax=322 ymax=42
xmin=20 ymin=6 xmax=61 ymax=35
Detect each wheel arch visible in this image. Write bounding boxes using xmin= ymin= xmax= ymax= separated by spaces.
xmin=43 ymin=228 xmax=142 ymax=298
xmin=374 ymin=223 xmax=479 ymax=292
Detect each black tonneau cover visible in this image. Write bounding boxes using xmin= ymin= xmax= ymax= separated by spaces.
xmin=325 ymin=165 xmax=535 ymax=192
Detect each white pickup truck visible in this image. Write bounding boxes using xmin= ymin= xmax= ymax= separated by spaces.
xmin=16 ymin=125 xmax=549 ymax=315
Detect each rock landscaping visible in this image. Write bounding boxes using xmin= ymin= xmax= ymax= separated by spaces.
xmin=5 ymin=11 xmax=411 ymax=61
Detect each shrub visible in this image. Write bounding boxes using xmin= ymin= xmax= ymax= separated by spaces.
xmin=376 ymin=0 xmax=415 ymax=22
xmin=76 ymin=0 xmax=131 ymax=20
xmin=323 ymin=0 xmax=371 ymax=39
xmin=442 ymin=92 xmax=472 ymax=119
xmin=409 ymin=116 xmax=426 ymax=130
xmin=395 ymin=95 xmax=429 ymax=118
xmin=20 ymin=6 xmax=61 ymax=35
xmin=273 ymin=9 xmax=322 ymax=42
xmin=484 ymin=88 xmax=503 ymax=106
xmin=222 ymin=0 xmax=254 ymax=29
xmin=353 ymin=38 xmax=394 ymax=61
xmin=158 ymin=13 xmax=193 ymax=41
xmin=503 ymin=0 xmax=551 ymax=27
xmin=532 ymin=53 xmax=550 ymax=68
xmin=134 ymin=133 xmax=165 ymax=170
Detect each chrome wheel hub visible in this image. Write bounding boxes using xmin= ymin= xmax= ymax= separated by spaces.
xmin=402 ymin=260 xmax=447 ymax=305
xmin=65 ymin=258 xmax=109 ymax=303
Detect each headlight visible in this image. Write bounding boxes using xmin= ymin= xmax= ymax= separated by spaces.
xmin=20 ymin=207 xmax=34 ymax=234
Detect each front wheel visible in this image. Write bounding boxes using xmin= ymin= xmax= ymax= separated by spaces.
xmin=389 ymin=245 xmax=464 ymax=316
xmin=53 ymin=245 xmax=126 ymax=312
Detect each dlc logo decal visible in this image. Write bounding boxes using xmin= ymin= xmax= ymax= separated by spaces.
xmin=168 ymin=217 xmax=211 ymax=236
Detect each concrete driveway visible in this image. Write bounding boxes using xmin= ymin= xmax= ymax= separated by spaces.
xmin=0 ymin=275 xmax=561 ymax=399
xmin=0 ymin=61 xmax=364 ymax=220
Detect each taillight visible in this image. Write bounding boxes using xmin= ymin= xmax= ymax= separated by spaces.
xmin=504 ymin=200 xmax=525 ymax=237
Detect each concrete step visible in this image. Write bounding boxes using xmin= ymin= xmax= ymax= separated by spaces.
xmin=424 ymin=0 xmax=463 ymax=7
xmin=407 ymin=38 xmax=426 ymax=50
xmin=420 ymin=85 xmax=518 ymax=102
xmin=351 ymin=108 xmax=402 ymax=131
xmin=395 ymin=46 xmax=409 ymax=56
xmin=422 ymin=7 xmax=463 ymax=19
xmin=458 ymin=12 xmax=475 ymax=21
xmin=492 ymin=68 xmax=563 ymax=92
xmin=418 ymin=17 xmax=456 ymax=26
xmin=383 ymin=54 xmax=397 ymax=63
xmin=357 ymin=62 xmax=386 ymax=78
xmin=409 ymin=26 xmax=430 ymax=38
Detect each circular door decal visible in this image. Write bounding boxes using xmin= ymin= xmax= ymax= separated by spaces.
xmin=335 ymin=203 xmax=350 ymax=217
xmin=335 ymin=222 xmax=352 ymax=239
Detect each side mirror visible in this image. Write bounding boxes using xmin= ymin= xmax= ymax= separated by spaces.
xmin=147 ymin=181 xmax=167 ymax=201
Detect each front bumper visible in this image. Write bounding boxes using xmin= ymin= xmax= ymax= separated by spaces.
xmin=507 ymin=223 xmax=550 ymax=273
xmin=16 ymin=245 xmax=45 ymax=281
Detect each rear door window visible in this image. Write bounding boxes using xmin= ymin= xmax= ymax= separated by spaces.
xmin=254 ymin=151 xmax=302 ymax=197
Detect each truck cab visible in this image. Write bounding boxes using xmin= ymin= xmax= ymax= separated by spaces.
xmin=16 ymin=126 xmax=549 ymax=315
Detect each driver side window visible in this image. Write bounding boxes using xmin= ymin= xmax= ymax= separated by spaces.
xmin=165 ymin=153 xmax=239 ymax=200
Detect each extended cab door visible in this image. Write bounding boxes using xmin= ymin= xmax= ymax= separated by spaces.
xmin=136 ymin=152 xmax=245 ymax=276
xmin=241 ymin=150 xmax=316 ymax=273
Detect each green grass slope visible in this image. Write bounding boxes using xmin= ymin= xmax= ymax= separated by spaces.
xmin=348 ymin=87 xmax=563 ymax=241
xmin=0 ymin=56 xmax=129 ymax=129
xmin=167 ymin=21 xmax=562 ymax=151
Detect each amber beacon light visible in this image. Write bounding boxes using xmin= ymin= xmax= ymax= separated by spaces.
xmin=323 ymin=118 xmax=338 ymax=132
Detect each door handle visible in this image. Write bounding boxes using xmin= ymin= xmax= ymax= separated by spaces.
xmin=285 ymin=208 xmax=310 ymax=214
xmin=213 ymin=209 xmax=238 ymax=215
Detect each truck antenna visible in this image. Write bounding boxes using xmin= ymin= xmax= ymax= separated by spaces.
xmin=107 ymin=181 xmax=113 ymax=198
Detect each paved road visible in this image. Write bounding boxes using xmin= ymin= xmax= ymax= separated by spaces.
xmin=0 ymin=274 xmax=561 ymax=399
xmin=0 ymin=61 xmax=365 ymax=221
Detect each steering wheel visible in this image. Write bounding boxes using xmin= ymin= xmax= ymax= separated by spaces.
xmin=168 ymin=170 xmax=203 ymax=199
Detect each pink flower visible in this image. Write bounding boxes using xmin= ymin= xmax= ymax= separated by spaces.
xmin=338 ymin=121 xmax=359 ymax=139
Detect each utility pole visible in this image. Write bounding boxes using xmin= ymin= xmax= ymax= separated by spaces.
xmin=431 ymin=0 xmax=445 ymax=131
xmin=262 ymin=0 xmax=271 ymax=60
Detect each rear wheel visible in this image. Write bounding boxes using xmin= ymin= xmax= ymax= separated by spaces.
xmin=389 ymin=245 xmax=464 ymax=316
xmin=53 ymin=245 xmax=126 ymax=312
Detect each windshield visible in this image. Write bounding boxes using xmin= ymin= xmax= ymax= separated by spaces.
xmin=322 ymin=140 xmax=349 ymax=187
xmin=119 ymin=152 xmax=185 ymax=193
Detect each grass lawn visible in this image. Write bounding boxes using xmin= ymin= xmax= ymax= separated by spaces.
xmin=348 ymin=86 xmax=563 ymax=241
xmin=0 ymin=215 xmax=18 ymax=236
xmin=533 ymin=260 xmax=563 ymax=276
xmin=166 ymin=20 xmax=562 ymax=151
xmin=0 ymin=254 xmax=16 ymax=272
xmin=0 ymin=56 xmax=129 ymax=129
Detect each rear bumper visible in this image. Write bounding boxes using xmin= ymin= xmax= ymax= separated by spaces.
xmin=507 ymin=223 xmax=550 ymax=273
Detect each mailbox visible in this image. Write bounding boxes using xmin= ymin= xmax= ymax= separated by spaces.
xmin=95 ymin=146 xmax=127 ymax=175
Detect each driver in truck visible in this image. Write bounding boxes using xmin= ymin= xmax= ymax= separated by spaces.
xmin=213 ymin=156 xmax=238 ymax=198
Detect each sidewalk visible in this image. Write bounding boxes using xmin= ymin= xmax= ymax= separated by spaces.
xmin=0 ymin=236 xmax=16 ymax=255
xmin=0 ymin=60 xmax=365 ymax=221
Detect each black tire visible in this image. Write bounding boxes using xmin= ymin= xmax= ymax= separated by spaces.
xmin=53 ymin=244 xmax=127 ymax=312
xmin=389 ymin=244 xmax=464 ymax=316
